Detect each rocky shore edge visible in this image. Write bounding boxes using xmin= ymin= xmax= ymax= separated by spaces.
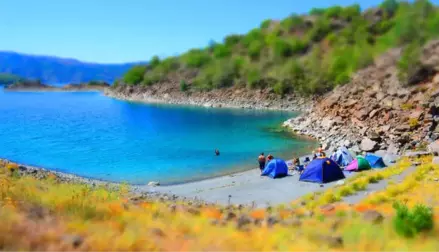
xmin=104 ymin=86 xmax=313 ymax=112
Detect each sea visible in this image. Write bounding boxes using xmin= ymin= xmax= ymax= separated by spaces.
xmin=0 ymin=88 xmax=316 ymax=184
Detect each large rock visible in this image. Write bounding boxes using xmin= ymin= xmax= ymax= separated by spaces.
xmin=428 ymin=141 xmax=439 ymax=154
xmin=360 ymin=138 xmax=379 ymax=152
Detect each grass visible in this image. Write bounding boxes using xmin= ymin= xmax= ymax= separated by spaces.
xmin=1 ymin=156 xmax=439 ymax=250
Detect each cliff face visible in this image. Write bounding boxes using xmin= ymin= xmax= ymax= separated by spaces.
xmin=106 ymin=84 xmax=312 ymax=111
xmin=285 ymin=40 xmax=439 ymax=155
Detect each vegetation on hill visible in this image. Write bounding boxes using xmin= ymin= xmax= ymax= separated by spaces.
xmin=120 ymin=0 xmax=439 ymax=95
xmin=1 ymin=156 xmax=438 ymax=250
xmin=0 ymin=73 xmax=23 ymax=85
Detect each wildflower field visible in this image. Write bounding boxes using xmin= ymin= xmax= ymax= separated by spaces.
xmin=0 ymin=156 xmax=438 ymax=251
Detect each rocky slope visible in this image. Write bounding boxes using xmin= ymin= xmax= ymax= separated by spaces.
xmin=284 ymin=40 xmax=439 ymax=155
xmin=106 ymin=85 xmax=312 ymax=111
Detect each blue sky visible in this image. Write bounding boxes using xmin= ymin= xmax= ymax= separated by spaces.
xmin=0 ymin=0 xmax=427 ymax=63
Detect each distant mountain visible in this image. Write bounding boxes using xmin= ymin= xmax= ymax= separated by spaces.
xmin=0 ymin=51 xmax=145 ymax=84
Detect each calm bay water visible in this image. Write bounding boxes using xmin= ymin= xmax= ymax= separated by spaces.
xmin=0 ymin=89 xmax=315 ymax=184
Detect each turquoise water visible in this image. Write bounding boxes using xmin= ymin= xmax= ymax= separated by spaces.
xmin=0 ymin=89 xmax=315 ymax=184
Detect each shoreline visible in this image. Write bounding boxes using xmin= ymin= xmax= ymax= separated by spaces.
xmin=104 ymin=88 xmax=313 ymax=112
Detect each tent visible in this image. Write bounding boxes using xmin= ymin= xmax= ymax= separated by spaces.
xmin=299 ymin=157 xmax=345 ymax=183
xmin=344 ymin=156 xmax=371 ymax=172
xmin=330 ymin=146 xmax=354 ymax=167
xmin=365 ymin=153 xmax=387 ymax=169
xmin=261 ymin=159 xmax=289 ymax=178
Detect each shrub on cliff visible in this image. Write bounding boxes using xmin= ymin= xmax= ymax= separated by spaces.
xmin=397 ymin=41 xmax=422 ymax=86
xmin=123 ymin=65 xmax=146 ymax=85
xmin=180 ymin=80 xmax=188 ymax=91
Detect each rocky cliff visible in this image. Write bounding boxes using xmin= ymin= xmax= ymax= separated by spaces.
xmin=284 ymin=40 xmax=439 ymax=155
xmin=106 ymin=85 xmax=312 ymax=111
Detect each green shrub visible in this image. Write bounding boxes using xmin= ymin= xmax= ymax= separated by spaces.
xmin=341 ymin=4 xmax=361 ymax=21
xmin=393 ymin=202 xmax=433 ymax=238
xmin=248 ymin=40 xmax=264 ymax=60
xmin=260 ymin=19 xmax=271 ymax=29
xmin=224 ymin=34 xmax=242 ymax=47
xmin=397 ymin=41 xmax=422 ymax=86
xmin=309 ymin=18 xmax=331 ymax=42
xmin=184 ymin=49 xmax=211 ymax=68
xmin=309 ymin=8 xmax=326 ymax=16
xmin=273 ymin=81 xmax=289 ymax=96
xmin=280 ymin=14 xmax=304 ymax=31
xmin=123 ymin=65 xmax=146 ymax=85
xmin=160 ymin=57 xmax=180 ymax=72
xmin=381 ymin=0 xmax=399 ymax=16
xmin=180 ymin=80 xmax=188 ymax=92
xmin=149 ymin=56 xmax=161 ymax=69
xmin=213 ymin=44 xmax=232 ymax=58
xmin=273 ymin=39 xmax=293 ymax=59
xmin=325 ymin=6 xmax=343 ymax=18
xmin=290 ymin=39 xmax=307 ymax=54
xmin=243 ymin=29 xmax=264 ymax=48
xmin=246 ymin=68 xmax=261 ymax=89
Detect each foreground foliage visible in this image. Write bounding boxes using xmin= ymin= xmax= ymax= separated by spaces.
xmin=121 ymin=0 xmax=439 ymax=95
xmin=1 ymin=156 xmax=439 ymax=250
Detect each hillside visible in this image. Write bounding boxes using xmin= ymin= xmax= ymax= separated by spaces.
xmin=0 ymin=52 xmax=142 ymax=84
xmin=116 ymin=0 xmax=439 ymax=97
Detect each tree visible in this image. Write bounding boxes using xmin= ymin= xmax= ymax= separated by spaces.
xmin=123 ymin=65 xmax=146 ymax=85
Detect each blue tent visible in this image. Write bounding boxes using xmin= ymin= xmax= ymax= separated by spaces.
xmin=330 ymin=146 xmax=354 ymax=167
xmin=365 ymin=153 xmax=386 ymax=169
xmin=261 ymin=159 xmax=288 ymax=178
xmin=299 ymin=157 xmax=345 ymax=183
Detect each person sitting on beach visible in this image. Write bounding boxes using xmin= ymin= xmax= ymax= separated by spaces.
xmin=258 ymin=153 xmax=266 ymax=172
xmin=294 ymin=158 xmax=304 ymax=173
xmin=304 ymin=157 xmax=311 ymax=167
xmin=215 ymin=149 xmax=220 ymax=156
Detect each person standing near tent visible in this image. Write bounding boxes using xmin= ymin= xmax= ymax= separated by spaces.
xmin=258 ymin=153 xmax=266 ymax=172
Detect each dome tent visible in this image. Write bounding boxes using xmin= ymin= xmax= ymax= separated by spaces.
xmin=345 ymin=156 xmax=372 ymax=172
xmin=365 ymin=153 xmax=386 ymax=169
xmin=261 ymin=159 xmax=289 ymax=178
xmin=299 ymin=157 xmax=345 ymax=183
xmin=330 ymin=146 xmax=354 ymax=167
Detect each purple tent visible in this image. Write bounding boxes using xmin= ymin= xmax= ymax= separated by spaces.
xmin=344 ymin=156 xmax=371 ymax=172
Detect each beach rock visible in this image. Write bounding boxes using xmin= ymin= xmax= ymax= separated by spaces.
xmin=363 ymin=210 xmax=384 ymax=224
xmin=148 ymin=181 xmax=160 ymax=187
xmin=428 ymin=141 xmax=439 ymax=154
xmin=360 ymin=138 xmax=379 ymax=152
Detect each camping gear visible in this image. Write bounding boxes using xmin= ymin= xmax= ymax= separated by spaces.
xmin=261 ymin=158 xmax=289 ymax=178
xmin=365 ymin=153 xmax=386 ymax=169
xmin=330 ymin=146 xmax=354 ymax=167
xmin=299 ymin=157 xmax=345 ymax=183
xmin=344 ymin=156 xmax=372 ymax=172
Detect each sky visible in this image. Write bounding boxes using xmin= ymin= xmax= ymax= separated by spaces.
xmin=0 ymin=0 xmax=426 ymax=63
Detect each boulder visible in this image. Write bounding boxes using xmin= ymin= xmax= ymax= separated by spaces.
xmin=428 ymin=141 xmax=439 ymax=154
xmin=360 ymin=138 xmax=379 ymax=152
xmin=363 ymin=210 xmax=384 ymax=224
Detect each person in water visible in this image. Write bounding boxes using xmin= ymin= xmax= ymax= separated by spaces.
xmin=215 ymin=149 xmax=220 ymax=156
xmin=258 ymin=153 xmax=266 ymax=172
